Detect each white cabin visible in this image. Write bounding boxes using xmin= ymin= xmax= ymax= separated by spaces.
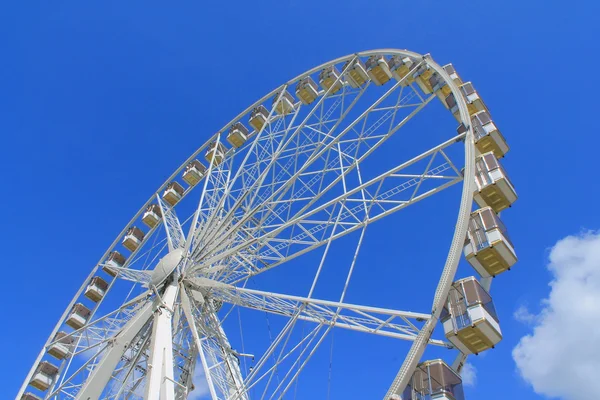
xmin=182 ymin=160 xmax=207 ymax=186
xmin=365 ymin=55 xmax=392 ymax=86
xmin=474 ymin=152 xmax=517 ymax=212
xmin=47 ymin=331 xmax=74 ymax=360
xmin=162 ymin=181 xmax=184 ymax=206
xmin=66 ymin=303 xmax=91 ymax=330
xmin=319 ymin=66 xmax=343 ymax=94
xmin=142 ymin=204 xmax=162 ymax=228
xmin=464 ymin=207 xmax=517 ymax=277
xmin=248 ymin=105 xmax=269 ymax=131
xmin=296 ymin=76 xmax=320 ymax=105
xmin=387 ymin=55 xmax=415 ymax=85
xmin=227 ymin=122 xmax=250 ymax=148
xmin=122 ymin=226 xmax=145 ymax=252
xmin=343 ymin=59 xmax=369 ymax=88
xmin=103 ymin=251 xmax=125 ymax=277
xmin=441 ymin=277 xmax=502 ymax=355
xmin=402 ymin=359 xmax=463 ymax=400
xmin=443 ymin=63 xmax=463 ymax=87
xmin=30 ymin=361 xmax=59 ymax=391
xmin=85 ymin=276 xmax=109 ymax=302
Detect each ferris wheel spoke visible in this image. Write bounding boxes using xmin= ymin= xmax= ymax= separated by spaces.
xmin=198 ymin=134 xmax=464 ymax=284
xmin=199 ymin=86 xmax=431 ymax=270
xmin=181 ymin=286 xmax=247 ymax=400
xmin=156 ymin=194 xmax=185 ymax=251
xmin=209 ymin=286 xmax=450 ymax=346
xmin=240 ymin=70 xmax=422 ymax=241
xmin=74 ymin=304 xmax=154 ymax=399
xmin=200 ymin=62 xmax=363 ymax=250
xmin=196 ymin=81 xmax=371 ymax=260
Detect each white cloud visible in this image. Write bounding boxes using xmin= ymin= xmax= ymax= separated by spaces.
xmin=461 ymin=362 xmax=477 ymax=387
xmin=512 ymin=231 xmax=600 ymax=400
xmin=513 ymin=305 xmax=537 ymax=325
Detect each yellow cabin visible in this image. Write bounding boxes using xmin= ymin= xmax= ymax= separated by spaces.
xmin=464 ymin=207 xmax=517 ymax=277
xmin=142 ymin=204 xmax=162 ymax=228
xmin=182 ymin=160 xmax=206 ymax=186
xmin=249 ymin=105 xmax=269 ymax=131
xmin=342 ymin=59 xmax=369 ymax=88
xmin=273 ymin=90 xmax=295 ymax=115
xmin=84 ymin=276 xmax=109 ymax=302
xmin=205 ymin=141 xmax=227 ymax=166
xmin=122 ymin=226 xmax=145 ymax=252
xmin=319 ymin=66 xmax=343 ymax=94
xmin=295 ymin=76 xmax=320 ymax=105
xmin=227 ymin=122 xmax=250 ymax=148
xmin=474 ymin=152 xmax=517 ymax=212
xmin=387 ymin=55 xmax=415 ymax=86
xmin=402 ymin=359 xmax=463 ymax=400
xmin=442 ymin=277 xmax=502 ymax=355
xmin=365 ymin=55 xmax=392 ymax=86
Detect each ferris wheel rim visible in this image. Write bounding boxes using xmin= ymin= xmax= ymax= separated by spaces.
xmin=18 ymin=48 xmax=477 ymax=400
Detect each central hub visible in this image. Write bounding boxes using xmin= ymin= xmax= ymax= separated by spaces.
xmin=150 ymin=248 xmax=184 ymax=287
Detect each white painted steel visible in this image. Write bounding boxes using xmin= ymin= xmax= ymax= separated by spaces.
xmin=18 ymin=49 xmax=483 ymax=400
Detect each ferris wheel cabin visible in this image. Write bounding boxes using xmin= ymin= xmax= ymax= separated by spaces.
xmin=66 ymin=303 xmax=91 ymax=330
xmin=366 ymin=55 xmax=392 ymax=86
xmin=182 ymin=160 xmax=207 ymax=186
xmin=412 ymin=64 xmax=434 ymax=94
xmin=84 ymin=276 xmax=109 ymax=302
xmin=387 ymin=55 xmax=416 ymax=85
xmin=142 ymin=204 xmax=162 ymax=228
xmin=122 ymin=226 xmax=145 ymax=252
xmin=248 ymin=105 xmax=269 ymax=131
xmin=103 ymin=250 xmax=126 ymax=277
xmin=464 ymin=207 xmax=517 ymax=278
xmin=441 ymin=277 xmax=502 ymax=355
xmin=21 ymin=393 xmax=42 ymax=400
xmin=343 ymin=59 xmax=369 ymax=88
xmin=162 ymin=181 xmax=184 ymax=206
xmin=227 ymin=122 xmax=250 ymax=148
xmin=474 ymin=152 xmax=517 ymax=213
xmin=401 ymin=359 xmax=464 ymax=400
xmin=205 ymin=141 xmax=227 ymax=166
xmin=428 ymin=72 xmax=450 ymax=108
xmin=443 ymin=63 xmax=463 ymax=87
xmin=296 ymin=76 xmax=320 ymax=105
xmin=319 ymin=66 xmax=343 ymax=94
xmin=29 ymin=361 xmax=59 ymax=391
xmin=273 ymin=90 xmax=295 ymax=115
xmin=47 ymin=331 xmax=74 ymax=360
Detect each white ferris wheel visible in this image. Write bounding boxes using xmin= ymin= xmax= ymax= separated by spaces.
xmin=17 ymin=48 xmax=518 ymax=400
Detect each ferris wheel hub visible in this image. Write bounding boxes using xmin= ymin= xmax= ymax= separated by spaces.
xmin=150 ymin=248 xmax=184 ymax=287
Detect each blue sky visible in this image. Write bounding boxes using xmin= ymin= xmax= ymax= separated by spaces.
xmin=2 ymin=1 xmax=600 ymax=399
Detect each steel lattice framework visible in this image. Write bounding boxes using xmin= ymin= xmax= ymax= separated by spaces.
xmin=17 ymin=48 xmax=491 ymax=400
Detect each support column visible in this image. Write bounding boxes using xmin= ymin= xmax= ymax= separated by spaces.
xmin=144 ymin=280 xmax=179 ymax=400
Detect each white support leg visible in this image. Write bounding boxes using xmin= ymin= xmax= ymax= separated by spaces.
xmin=75 ymin=300 xmax=154 ymax=400
xmin=144 ymin=280 xmax=179 ymax=400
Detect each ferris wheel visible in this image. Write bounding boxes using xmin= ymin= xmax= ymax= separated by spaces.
xmin=17 ymin=48 xmax=517 ymax=400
